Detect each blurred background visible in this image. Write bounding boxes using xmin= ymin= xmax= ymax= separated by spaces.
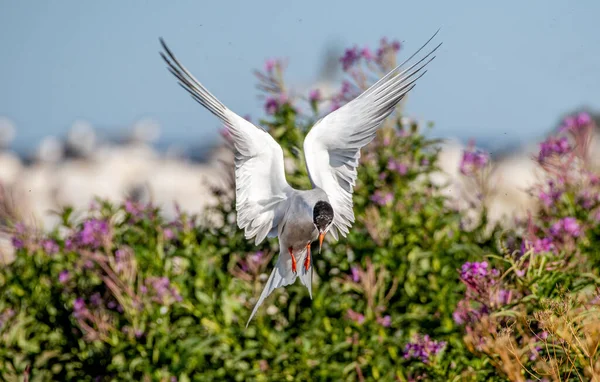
xmin=0 ymin=0 xmax=599 ymax=232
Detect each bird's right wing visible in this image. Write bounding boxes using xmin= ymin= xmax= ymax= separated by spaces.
xmin=160 ymin=39 xmax=290 ymax=244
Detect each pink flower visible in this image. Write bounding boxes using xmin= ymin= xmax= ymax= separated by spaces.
xmin=403 ymin=335 xmax=446 ymax=363
xmin=346 ymin=309 xmax=365 ymax=325
xmin=538 ymin=137 xmax=570 ymax=162
xmin=560 ymin=112 xmax=592 ymax=132
xmin=387 ymin=159 xmax=408 ymax=175
xmin=370 ymin=190 xmax=393 ymax=206
xmin=42 ymin=239 xmax=59 ymax=254
xmin=264 ymin=59 xmax=276 ymax=73
xmin=264 ymin=97 xmax=279 ymax=115
xmin=377 ymin=315 xmax=391 ymax=327
xmin=361 ymin=47 xmax=373 ymax=61
xmin=460 ymin=148 xmax=489 ymax=175
xmin=549 ymin=217 xmax=581 ymax=238
xmin=340 ymin=46 xmax=361 ymax=71
xmin=58 ymin=270 xmax=70 ymax=284
xmin=309 ymin=89 xmax=321 ymax=103
xmin=521 ymin=237 xmax=554 ymax=254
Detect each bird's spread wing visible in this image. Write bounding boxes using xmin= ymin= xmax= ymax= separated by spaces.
xmin=303 ymin=31 xmax=442 ymax=240
xmin=160 ymin=39 xmax=290 ymax=244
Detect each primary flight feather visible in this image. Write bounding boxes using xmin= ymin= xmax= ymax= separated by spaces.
xmin=159 ymin=31 xmax=441 ymax=326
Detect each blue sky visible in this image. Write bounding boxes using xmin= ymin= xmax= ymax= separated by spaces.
xmin=1 ymin=1 xmax=599 ymax=153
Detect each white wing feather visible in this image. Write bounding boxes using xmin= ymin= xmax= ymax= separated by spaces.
xmin=303 ymin=32 xmax=442 ymax=240
xmin=160 ymin=39 xmax=290 ymax=244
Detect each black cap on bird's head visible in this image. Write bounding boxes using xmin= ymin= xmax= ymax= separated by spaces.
xmin=313 ymin=200 xmax=334 ymax=253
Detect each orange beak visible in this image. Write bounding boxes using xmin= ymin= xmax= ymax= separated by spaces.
xmin=318 ymin=231 xmax=326 ymax=254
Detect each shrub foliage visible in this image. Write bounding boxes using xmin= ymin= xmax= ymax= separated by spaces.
xmin=1 ymin=37 xmax=599 ymax=381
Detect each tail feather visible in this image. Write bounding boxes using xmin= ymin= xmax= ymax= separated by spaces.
xmin=246 ymin=248 xmax=313 ymax=327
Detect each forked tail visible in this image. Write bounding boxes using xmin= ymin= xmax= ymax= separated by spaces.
xmin=246 ymin=248 xmax=313 ymax=327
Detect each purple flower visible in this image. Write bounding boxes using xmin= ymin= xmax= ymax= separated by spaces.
xmin=329 ymin=100 xmax=341 ymax=112
xmin=550 ymin=217 xmax=581 ymax=238
xmin=264 ymin=95 xmax=290 ymax=115
xmin=460 ymin=261 xmax=489 ymax=279
xmin=90 ymin=293 xmax=102 ymax=306
xmin=309 ymin=89 xmax=321 ymax=103
xmin=538 ymin=137 xmax=570 ymax=162
xmin=164 ymin=228 xmax=174 ymax=240
xmin=264 ymin=97 xmax=279 ymax=115
xmin=145 ymin=276 xmax=182 ymax=305
xmin=577 ymin=112 xmax=592 ymax=126
xmin=560 ymin=112 xmax=592 ymax=132
xmin=387 ymin=159 xmax=408 ymax=175
xmin=493 ymin=289 xmax=512 ymax=306
xmin=250 ymin=251 xmax=264 ymax=263
xmin=340 ymin=46 xmax=361 ymax=71
xmin=42 ymin=239 xmax=59 ymax=254
xmin=539 ymin=181 xmax=563 ymax=207
xmin=340 ymin=81 xmax=352 ymax=96
xmin=460 ymin=148 xmax=489 ymax=175
xmin=452 ymin=301 xmax=468 ymax=325
xmin=403 ymin=335 xmax=446 ymax=363
xmin=377 ymin=315 xmax=391 ymax=327
xmin=115 ymin=249 xmax=125 ymax=262
xmin=264 ymin=59 xmax=276 ymax=73
xmin=577 ymin=191 xmax=597 ymax=209
xmin=76 ymin=218 xmax=109 ymax=249
xmin=361 ymin=47 xmax=373 ymax=61
xmin=530 ymin=345 xmax=543 ymax=361
xmin=563 ymin=217 xmax=581 ymax=236
xmin=453 ymin=299 xmax=489 ymax=325
xmin=459 ymin=261 xmax=500 ymax=292
xmin=370 ymin=190 xmax=393 ymax=206
xmin=346 ymin=309 xmax=365 ymax=325
xmin=73 ymin=298 xmax=87 ymax=318
xmin=521 ymin=237 xmax=554 ymax=254
xmin=11 ymin=237 xmax=24 ymax=249
xmin=58 ymin=270 xmax=70 ymax=284
xmin=350 ymin=267 xmax=361 ymax=283
xmin=125 ymin=200 xmax=146 ymax=220
xmin=375 ymin=38 xmax=402 ymax=64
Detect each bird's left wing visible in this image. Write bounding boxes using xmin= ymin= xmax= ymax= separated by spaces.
xmin=303 ymin=32 xmax=441 ymax=240
xmin=160 ymin=39 xmax=291 ymax=244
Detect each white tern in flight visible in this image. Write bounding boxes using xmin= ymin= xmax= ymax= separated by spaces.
xmin=159 ymin=31 xmax=441 ymax=326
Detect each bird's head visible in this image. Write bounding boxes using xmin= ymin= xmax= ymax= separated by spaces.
xmin=313 ymin=200 xmax=334 ymax=253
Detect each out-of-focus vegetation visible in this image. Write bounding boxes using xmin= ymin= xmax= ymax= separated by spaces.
xmin=1 ymin=37 xmax=599 ymax=381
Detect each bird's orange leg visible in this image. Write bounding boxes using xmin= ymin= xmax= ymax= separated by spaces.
xmin=288 ymin=246 xmax=297 ymax=273
xmin=304 ymin=242 xmax=311 ymax=271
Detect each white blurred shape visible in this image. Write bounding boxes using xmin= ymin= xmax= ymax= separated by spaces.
xmin=68 ymin=120 xmax=96 ymax=156
xmin=37 ymin=136 xmax=64 ymax=163
xmin=131 ymin=118 xmax=161 ymax=143
xmin=0 ymin=152 xmax=23 ymax=184
xmin=0 ymin=117 xmax=16 ymax=148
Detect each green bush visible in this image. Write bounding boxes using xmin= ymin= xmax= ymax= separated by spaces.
xmin=1 ymin=37 xmax=599 ymax=381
